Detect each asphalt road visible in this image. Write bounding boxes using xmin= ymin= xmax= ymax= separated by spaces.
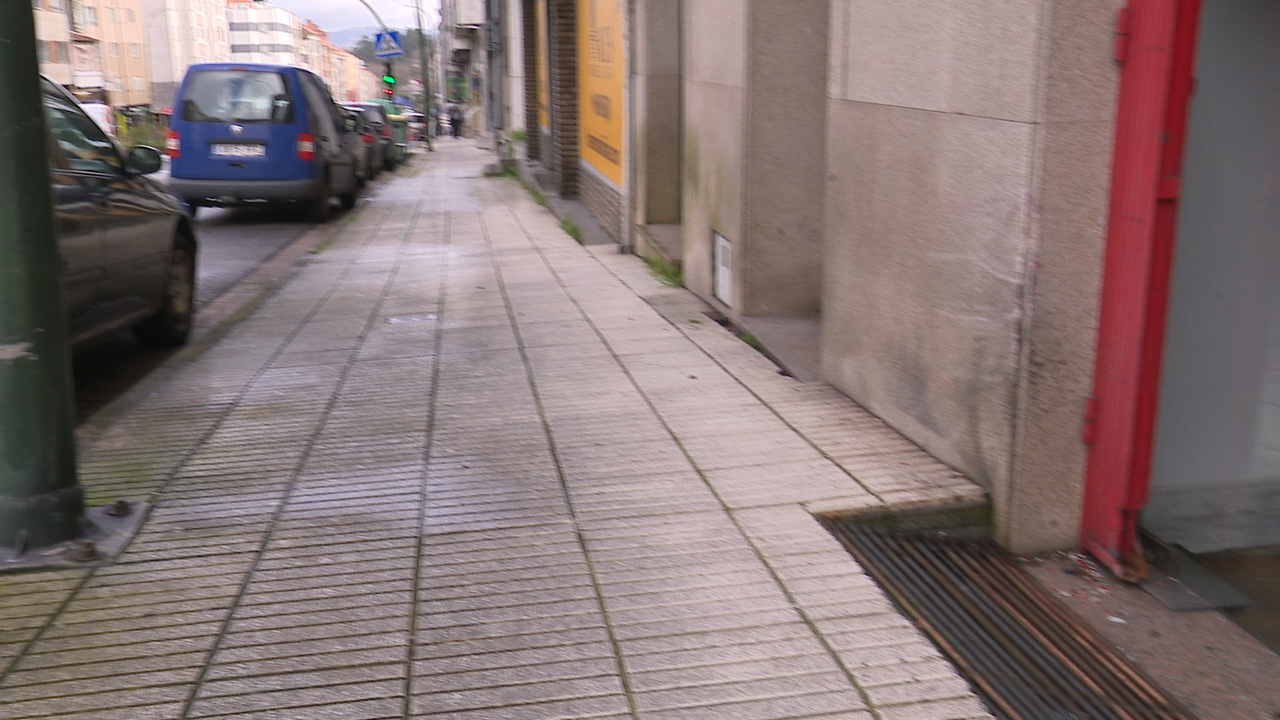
xmin=72 ymin=204 xmax=319 ymax=424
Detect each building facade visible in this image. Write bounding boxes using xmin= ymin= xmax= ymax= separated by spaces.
xmin=142 ymin=0 xmax=231 ymax=110
xmin=33 ymin=0 xmax=76 ymax=87
xmin=517 ymin=0 xmax=1280 ymax=576
xmin=75 ymin=0 xmax=153 ymax=107
xmin=226 ymin=0 xmax=300 ymax=66
xmin=441 ymin=0 xmax=488 ymax=134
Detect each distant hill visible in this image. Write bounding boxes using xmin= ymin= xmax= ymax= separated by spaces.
xmin=328 ymin=26 xmax=380 ymax=50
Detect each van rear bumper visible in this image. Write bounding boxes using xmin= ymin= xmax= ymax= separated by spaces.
xmin=170 ymin=177 xmax=321 ymax=205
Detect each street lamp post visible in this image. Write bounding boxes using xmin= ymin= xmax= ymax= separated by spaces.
xmin=0 ymin=3 xmax=84 ymax=552
xmin=415 ymin=0 xmax=434 ymax=150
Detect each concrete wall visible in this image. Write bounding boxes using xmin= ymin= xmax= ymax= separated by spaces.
xmin=632 ymin=0 xmax=682 ymax=229
xmin=821 ymin=0 xmax=1122 ymax=552
xmin=505 ymin=0 xmax=527 ymax=134
xmin=681 ymin=0 xmax=747 ymax=305
xmin=742 ymin=0 xmax=827 ymax=316
xmin=680 ymin=0 xmax=827 ymax=315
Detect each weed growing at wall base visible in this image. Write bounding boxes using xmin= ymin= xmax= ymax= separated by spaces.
xmin=560 ymin=217 xmax=583 ymax=243
xmin=521 ymin=179 xmax=548 ymax=207
xmin=643 ymin=254 xmax=682 ymax=287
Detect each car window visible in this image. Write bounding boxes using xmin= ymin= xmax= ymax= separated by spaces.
xmin=296 ymin=73 xmax=337 ymax=138
xmin=181 ymin=69 xmax=294 ymax=123
xmin=308 ymin=73 xmax=346 ymax=134
xmin=42 ymin=88 xmax=123 ymax=174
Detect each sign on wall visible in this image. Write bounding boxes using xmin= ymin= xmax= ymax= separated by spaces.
xmin=578 ymin=0 xmax=625 ymax=187
xmin=536 ymin=0 xmax=550 ymax=131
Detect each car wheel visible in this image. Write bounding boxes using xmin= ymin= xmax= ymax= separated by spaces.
xmin=339 ymin=188 xmax=357 ymax=209
xmin=308 ymin=175 xmax=332 ymax=223
xmin=135 ymin=234 xmax=196 ymax=347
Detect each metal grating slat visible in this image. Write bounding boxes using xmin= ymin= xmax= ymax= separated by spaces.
xmin=820 ymin=517 xmax=1196 ymax=720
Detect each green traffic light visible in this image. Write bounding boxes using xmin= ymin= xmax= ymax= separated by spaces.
xmin=383 ymin=75 xmax=396 ymax=84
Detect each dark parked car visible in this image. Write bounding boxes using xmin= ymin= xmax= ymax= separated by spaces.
xmin=167 ymin=63 xmax=361 ymax=222
xmin=340 ymin=103 xmax=383 ymax=182
xmin=346 ymin=101 xmax=398 ymax=171
xmin=42 ymin=77 xmax=197 ymax=349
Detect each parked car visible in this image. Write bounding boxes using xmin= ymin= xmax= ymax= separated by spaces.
xmin=167 ymin=63 xmax=361 ymax=222
xmin=340 ymin=103 xmax=385 ymax=182
xmin=42 ymin=77 xmax=197 ymax=349
xmin=346 ymin=101 xmax=398 ymax=171
xmin=80 ymin=102 xmax=116 ymax=136
xmin=339 ymin=106 xmax=374 ymax=186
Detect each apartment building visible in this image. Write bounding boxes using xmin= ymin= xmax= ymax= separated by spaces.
xmin=32 ymin=0 xmax=76 ymax=87
xmin=71 ymin=0 xmax=152 ymax=107
xmin=226 ymin=0 xmax=300 ymax=66
xmin=142 ymin=0 xmax=231 ymax=110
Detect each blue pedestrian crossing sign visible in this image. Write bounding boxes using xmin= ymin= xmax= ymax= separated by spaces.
xmin=375 ymin=31 xmax=405 ymax=58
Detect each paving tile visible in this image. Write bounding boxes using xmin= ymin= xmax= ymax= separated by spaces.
xmin=0 ymin=684 xmax=192 ymax=717
xmin=409 ymin=676 xmax=627 ymax=714
xmin=632 ymin=672 xmax=860 ymax=713
xmin=641 ymin=689 xmax=872 ymax=720
xmin=198 ymin=662 xmax=405 ymax=698
xmin=203 ymin=647 xmax=407 ymax=683
xmin=187 ymin=680 xmax=404 ymax=717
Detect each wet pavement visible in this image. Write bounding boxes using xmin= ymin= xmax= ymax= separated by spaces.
xmin=0 ymin=141 xmax=994 ymax=719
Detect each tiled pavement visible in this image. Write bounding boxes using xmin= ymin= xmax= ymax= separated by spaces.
xmin=0 ymin=141 xmax=990 ymax=719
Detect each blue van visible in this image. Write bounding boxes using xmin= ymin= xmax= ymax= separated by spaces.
xmin=168 ymin=63 xmax=360 ymax=221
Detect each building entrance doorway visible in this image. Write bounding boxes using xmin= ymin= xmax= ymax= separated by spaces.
xmin=1142 ymin=0 xmax=1280 ymax=557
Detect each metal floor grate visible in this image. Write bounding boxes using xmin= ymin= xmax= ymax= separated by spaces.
xmin=820 ymin=517 xmax=1196 ymax=720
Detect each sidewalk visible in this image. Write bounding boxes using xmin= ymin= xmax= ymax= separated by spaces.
xmin=0 ymin=141 xmax=990 ymax=719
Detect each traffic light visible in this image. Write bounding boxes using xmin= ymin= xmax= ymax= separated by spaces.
xmin=382 ymin=62 xmax=396 ymax=97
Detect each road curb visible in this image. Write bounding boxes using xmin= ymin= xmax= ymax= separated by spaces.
xmin=74 ymin=205 xmax=359 ymax=447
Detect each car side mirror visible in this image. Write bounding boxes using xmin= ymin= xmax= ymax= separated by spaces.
xmin=127 ymin=145 xmax=163 ymax=175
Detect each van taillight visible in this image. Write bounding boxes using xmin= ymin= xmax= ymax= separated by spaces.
xmin=297 ymin=133 xmax=315 ymax=161
xmin=361 ymin=132 xmax=374 ymax=144
xmin=380 ymin=125 xmax=392 ymax=139
xmin=165 ymin=130 xmax=180 ymax=157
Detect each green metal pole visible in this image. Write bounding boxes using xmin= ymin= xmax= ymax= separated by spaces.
xmin=416 ymin=0 xmax=434 ymax=151
xmin=0 ymin=4 xmax=84 ymax=551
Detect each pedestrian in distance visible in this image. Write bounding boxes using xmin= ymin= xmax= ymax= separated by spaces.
xmin=449 ymin=104 xmax=464 ymax=139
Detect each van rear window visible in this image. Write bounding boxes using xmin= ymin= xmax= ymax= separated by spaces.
xmin=181 ymin=70 xmax=294 ymax=123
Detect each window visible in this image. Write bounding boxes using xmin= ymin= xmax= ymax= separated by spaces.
xmin=84 ymin=6 xmax=97 ymax=25
xmin=57 ymin=42 xmax=69 ymax=63
xmin=109 ymin=43 xmax=119 ymax=57
xmin=48 ymin=0 xmax=62 ymax=9
xmin=126 ymin=8 xmax=134 ymax=22
xmin=32 ymin=0 xmax=43 ymax=11
xmin=105 ymin=7 xmax=115 ymax=22
xmin=181 ymin=69 xmax=294 ymax=123
xmin=42 ymin=82 xmax=123 ymax=174
xmin=133 ymin=76 xmax=143 ymax=90
xmin=37 ymin=41 xmax=49 ymax=63
xmin=130 ymin=43 xmax=140 ymax=57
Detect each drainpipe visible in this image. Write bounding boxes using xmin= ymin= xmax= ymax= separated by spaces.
xmin=0 ymin=3 xmax=85 ymax=552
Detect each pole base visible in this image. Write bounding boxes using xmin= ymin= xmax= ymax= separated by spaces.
xmin=0 ymin=501 xmax=149 ymax=573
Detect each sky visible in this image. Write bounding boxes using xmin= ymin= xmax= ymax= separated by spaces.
xmin=264 ymin=0 xmax=439 ymax=36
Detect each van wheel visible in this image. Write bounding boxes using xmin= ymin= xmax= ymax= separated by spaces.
xmin=135 ymin=234 xmax=195 ymax=347
xmin=308 ymin=177 xmax=332 ymax=223
xmin=339 ymin=189 xmax=357 ymax=209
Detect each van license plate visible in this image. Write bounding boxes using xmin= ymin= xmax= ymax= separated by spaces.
xmin=211 ymin=143 xmax=266 ymax=157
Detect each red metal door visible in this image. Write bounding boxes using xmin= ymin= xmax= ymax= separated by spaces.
xmin=1081 ymin=0 xmax=1202 ymax=580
